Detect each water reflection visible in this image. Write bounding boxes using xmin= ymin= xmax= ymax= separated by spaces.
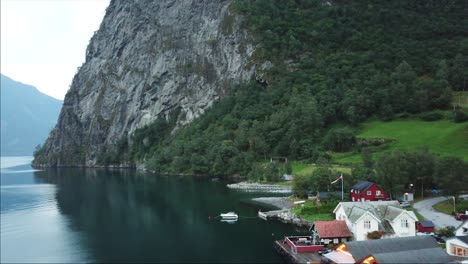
xmin=33 ymin=168 xmax=301 ymax=263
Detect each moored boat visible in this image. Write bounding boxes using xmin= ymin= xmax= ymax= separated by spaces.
xmin=220 ymin=212 xmax=238 ymax=220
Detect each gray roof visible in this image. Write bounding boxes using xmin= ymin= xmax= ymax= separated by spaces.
xmin=351 ymin=180 xmax=374 ymax=192
xmin=344 ymin=236 xmax=447 ymax=262
xmin=456 ymin=236 xmax=468 ymax=244
xmin=419 ymin=220 xmax=435 ymax=228
xmin=337 ymin=201 xmax=404 ymax=234
xmin=372 ymin=248 xmax=453 ymax=263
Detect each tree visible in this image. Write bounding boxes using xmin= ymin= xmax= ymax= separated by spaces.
xmin=433 ymin=156 xmax=468 ymax=198
xmin=323 ymin=127 xmax=356 ymax=152
xmin=428 ymin=60 xmax=452 ymax=109
xmin=449 ymin=54 xmax=467 ymax=92
xmin=292 ymin=174 xmax=311 ymax=198
xmin=374 ymin=151 xmax=408 ymax=199
xmin=390 ymin=61 xmax=417 ymax=113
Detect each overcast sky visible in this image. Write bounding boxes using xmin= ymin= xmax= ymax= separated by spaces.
xmin=1 ymin=0 xmax=110 ymax=100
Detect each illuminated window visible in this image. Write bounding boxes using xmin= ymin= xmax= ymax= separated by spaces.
xmin=364 ymin=220 xmax=371 ymax=229
xmin=451 ymin=245 xmax=467 ymax=257
xmin=401 ymin=219 xmax=409 ymax=228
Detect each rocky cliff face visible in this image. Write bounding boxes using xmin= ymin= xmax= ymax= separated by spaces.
xmin=36 ymin=0 xmax=258 ymax=166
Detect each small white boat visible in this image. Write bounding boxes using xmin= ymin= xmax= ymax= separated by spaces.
xmin=220 ymin=212 xmax=238 ymax=220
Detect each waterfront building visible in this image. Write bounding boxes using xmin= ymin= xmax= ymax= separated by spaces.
xmin=333 ymin=201 xmax=417 ymax=241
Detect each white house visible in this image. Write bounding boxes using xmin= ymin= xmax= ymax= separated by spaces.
xmin=446 ymin=236 xmax=468 ymax=258
xmin=333 ymin=201 xmax=417 ymax=241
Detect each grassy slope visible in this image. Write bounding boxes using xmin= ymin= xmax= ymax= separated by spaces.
xmin=334 ymin=119 xmax=468 ymax=164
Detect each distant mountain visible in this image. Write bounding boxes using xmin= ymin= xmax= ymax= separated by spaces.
xmin=1 ymin=74 xmax=62 ymax=156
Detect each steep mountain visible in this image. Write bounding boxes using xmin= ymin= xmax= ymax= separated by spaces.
xmin=34 ymin=0 xmax=264 ymax=167
xmin=34 ymin=0 xmax=468 ymax=171
xmin=1 ymin=74 xmax=62 ymax=156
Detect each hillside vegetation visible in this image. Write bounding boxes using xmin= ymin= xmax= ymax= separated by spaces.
xmin=68 ymin=0 xmax=468 ymax=180
xmin=334 ymin=118 xmax=468 ymax=163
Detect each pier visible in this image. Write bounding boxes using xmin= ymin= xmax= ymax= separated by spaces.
xmin=258 ymin=210 xmax=312 ymax=227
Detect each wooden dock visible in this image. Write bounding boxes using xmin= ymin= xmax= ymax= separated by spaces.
xmin=274 ymin=240 xmax=323 ymax=264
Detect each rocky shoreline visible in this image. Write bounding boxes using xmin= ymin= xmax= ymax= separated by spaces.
xmin=252 ymin=197 xmax=294 ymax=210
xmin=227 ymin=181 xmax=292 ymax=193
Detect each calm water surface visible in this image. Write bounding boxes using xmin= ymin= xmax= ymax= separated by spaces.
xmin=1 ymin=156 xmax=303 ymax=263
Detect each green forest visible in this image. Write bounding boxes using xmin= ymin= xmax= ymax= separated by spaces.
xmin=42 ymin=0 xmax=468 ymax=189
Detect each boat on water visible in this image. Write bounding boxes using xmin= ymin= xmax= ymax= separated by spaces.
xmin=220 ymin=212 xmax=238 ymax=220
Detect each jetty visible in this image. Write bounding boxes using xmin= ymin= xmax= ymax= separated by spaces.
xmin=257 ymin=209 xmax=312 ymax=227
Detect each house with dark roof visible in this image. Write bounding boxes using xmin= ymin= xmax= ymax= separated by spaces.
xmin=311 ymin=220 xmax=352 ymax=245
xmin=333 ymin=201 xmax=417 ymax=241
xmin=417 ymin=220 xmax=435 ymax=233
xmin=323 ymin=235 xmax=453 ymax=263
xmin=350 ymin=180 xmax=387 ymax=202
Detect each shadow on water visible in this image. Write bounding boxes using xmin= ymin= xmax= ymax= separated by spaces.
xmin=33 ymin=168 xmax=304 ymax=263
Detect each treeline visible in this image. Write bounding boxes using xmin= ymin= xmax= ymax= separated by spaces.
xmin=293 ymin=149 xmax=468 ymax=200
xmin=96 ymin=0 xmax=467 ymax=177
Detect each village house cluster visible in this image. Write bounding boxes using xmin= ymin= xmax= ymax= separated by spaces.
xmin=275 ymin=179 xmax=468 ymax=263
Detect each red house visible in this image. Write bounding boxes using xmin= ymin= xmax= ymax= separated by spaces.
xmin=417 ymin=220 xmax=435 ymax=233
xmin=313 ymin=220 xmax=352 ymax=245
xmin=350 ymin=180 xmax=387 ymax=202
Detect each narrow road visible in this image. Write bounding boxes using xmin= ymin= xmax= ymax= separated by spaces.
xmin=413 ymin=195 xmax=467 ymax=229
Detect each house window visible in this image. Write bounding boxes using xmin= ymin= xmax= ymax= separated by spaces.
xmin=401 ymin=219 xmax=409 ymax=228
xmin=364 ymin=220 xmax=371 ymax=229
xmin=376 ymin=190 xmax=381 ymax=196
xmin=367 ymin=190 xmax=372 ymax=195
xmin=333 ymin=238 xmax=339 ymax=244
xmin=451 ymin=245 xmax=467 ymax=257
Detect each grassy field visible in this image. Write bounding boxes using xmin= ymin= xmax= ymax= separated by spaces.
xmin=433 ymin=198 xmax=468 ymax=215
xmin=334 ymin=119 xmax=468 ymax=164
xmin=405 ymin=208 xmax=425 ymax=221
xmin=291 ymin=200 xmax=336 ymax=221
xmin=292 ymin=163 xmax=352 ymax=176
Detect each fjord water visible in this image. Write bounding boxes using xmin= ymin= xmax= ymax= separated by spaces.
xmin=1 ymin=157 xmax=302 ymax=263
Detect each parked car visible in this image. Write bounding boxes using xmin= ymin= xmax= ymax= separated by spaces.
xmin=431 ymin=234 xmax=446 ymax=244
xmin=400 ymin=201 xmax=410 ymax=208
xmin=455 ymin=213 xmax=468 ymax=221
xmin=318 ymin=248 xmax=330 ymax=255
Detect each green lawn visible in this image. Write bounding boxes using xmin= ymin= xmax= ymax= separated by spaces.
xmin=334 ymin=119 xmax=468 ymax=163
xmin=293 ymin=163 xmax=352 ymax=176
xmin=406 ymin=208 xmax=425 ymax=221
xmin=434 ymin=199 xmax=468 ymax=215
xmin=291 ymin=200 xmax=336 ymax=221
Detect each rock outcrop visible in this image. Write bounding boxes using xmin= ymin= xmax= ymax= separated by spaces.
xmin=35 ymin=0 xmax=258 ymax=166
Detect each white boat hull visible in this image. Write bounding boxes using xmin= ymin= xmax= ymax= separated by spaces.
xmin=220 ymin=212 xmax=238 ymax=220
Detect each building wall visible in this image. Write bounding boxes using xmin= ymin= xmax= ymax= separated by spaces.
xmin=350 ymin=184 xmax=387 ymax=202
xmin=417 ymin=224 xmax=435 ymax=233
xmin=355 ymin=216 xmax=379 ymax=241
xmin=446 ymin=239 xmax=468 ymax=257
xmin=392 ymin=213 xmax=416 ymax=237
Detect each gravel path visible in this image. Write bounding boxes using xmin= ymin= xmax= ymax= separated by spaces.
xmin=251 ymin=197 xmax=294 ymax=210
xmin=227 ymin=181 xmax=292 ymax=193
xmin=413 ymin=195 xmax=468 ymax=229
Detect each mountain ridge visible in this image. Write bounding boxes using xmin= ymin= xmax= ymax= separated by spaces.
xmin=1 ymin=74 xmax=62 ymax=156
